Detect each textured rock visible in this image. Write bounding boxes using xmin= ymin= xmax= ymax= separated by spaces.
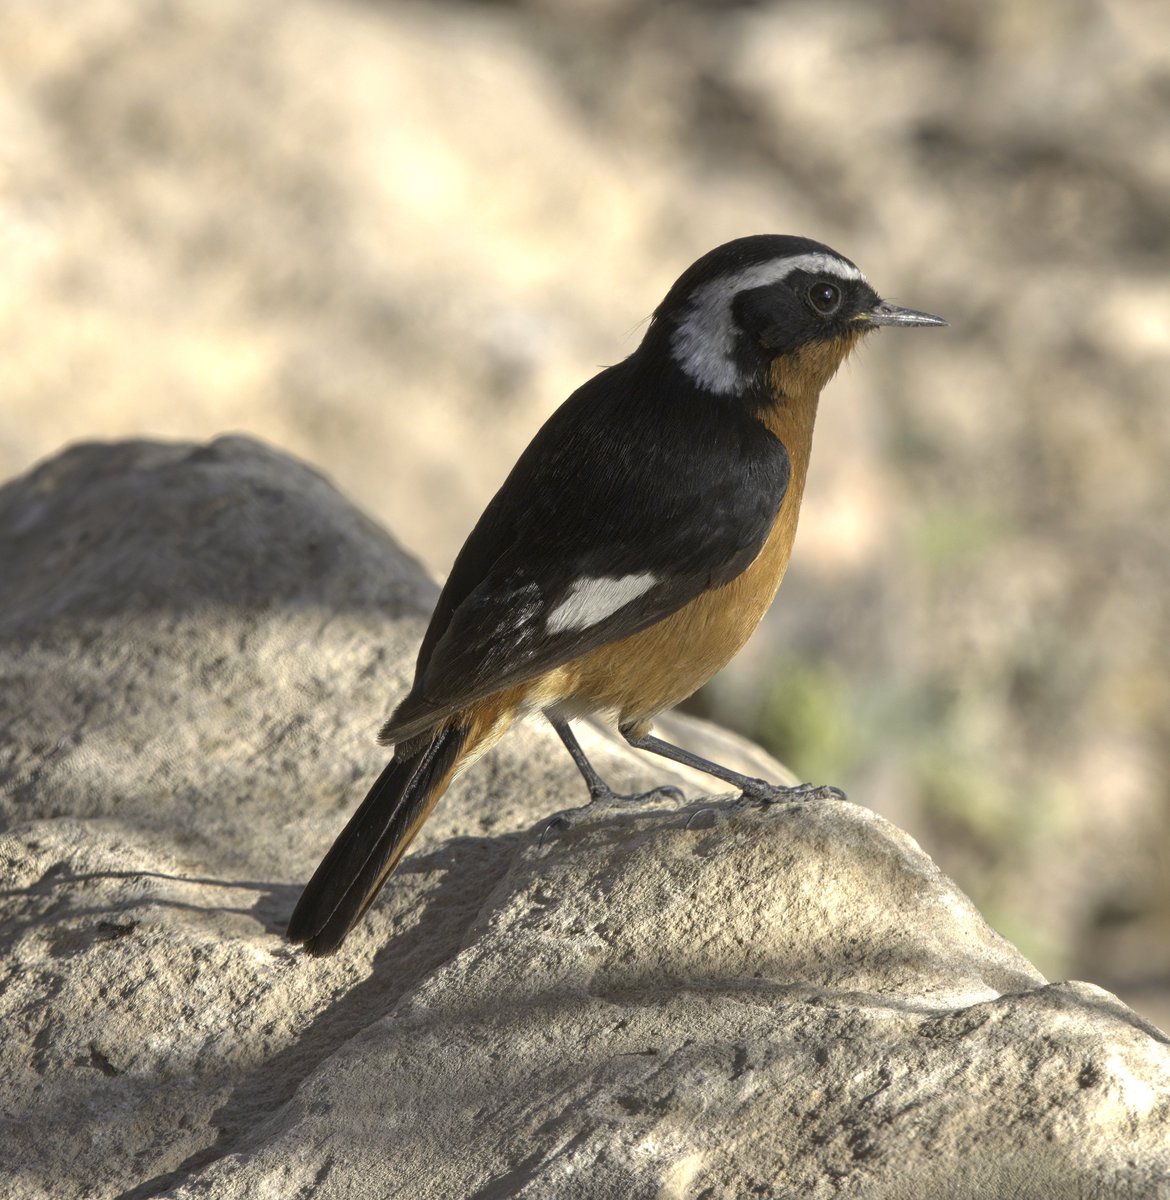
xmin=1 ymin=438 xmax=1168 ymax=1199
xmin=175 ymin=804 xmax=1170 ymax=1200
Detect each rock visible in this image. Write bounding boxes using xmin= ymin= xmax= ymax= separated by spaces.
xmin=1 ymin=438 xmax=1168 ymax=1199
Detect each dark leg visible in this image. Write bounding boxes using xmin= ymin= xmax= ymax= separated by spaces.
xmin=547 ymin=714 xmax=684 ymax=804
xmin=620 ymin=727 xmax=845 ymax=804
xmin=547 ymin=713 xmax=614 ymax=801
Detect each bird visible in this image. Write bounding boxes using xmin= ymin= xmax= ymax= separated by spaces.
xmin=287 ymin=234 xmax=946 ymax=955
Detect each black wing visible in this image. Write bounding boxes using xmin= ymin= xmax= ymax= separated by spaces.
xmin=382 ymin=357 xmax=790 ymax=744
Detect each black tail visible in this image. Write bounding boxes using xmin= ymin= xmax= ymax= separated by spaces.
xmin=287 ymin=725 xmax=467 ymax=955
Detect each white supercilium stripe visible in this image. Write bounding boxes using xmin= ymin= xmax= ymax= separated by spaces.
xmin=546 ymin=573 xmax=658 ymax=634
xmin=671 ymin=252 xmax=867 ymax=396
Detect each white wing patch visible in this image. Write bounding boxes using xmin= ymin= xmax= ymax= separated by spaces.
xmin=546 ymin=572 xmax=658 ymax=634
xmin=671 ymin=251 xmax=867 ymax=396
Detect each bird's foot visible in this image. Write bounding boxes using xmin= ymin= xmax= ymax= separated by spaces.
xmin=538 ymin=783 xmax=685 ymax=846
xmin=587 ymin=783 xmax=685 ymax=806
xmin=740 ymin=779 xmax=846 ymax=805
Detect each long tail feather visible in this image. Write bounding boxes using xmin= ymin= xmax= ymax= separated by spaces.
xmin=287 ymin=724 xmax=467 ymax=955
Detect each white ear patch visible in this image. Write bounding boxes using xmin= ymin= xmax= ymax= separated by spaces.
xmin=546 ymin=573 xmax=658 ymax=634
xmin=671 ymin=252 xmax=867 ymax=395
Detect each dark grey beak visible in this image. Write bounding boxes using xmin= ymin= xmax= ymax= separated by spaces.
xmin=865 ymin=301 xmax=948 ymax=328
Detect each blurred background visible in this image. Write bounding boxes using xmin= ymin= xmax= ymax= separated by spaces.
xmin=2 ymin=0 xmax=1167 ymax=1024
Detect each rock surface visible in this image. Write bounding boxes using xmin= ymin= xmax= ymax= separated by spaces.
xmin=1 ymin=438 xmax=1168 ymax=1199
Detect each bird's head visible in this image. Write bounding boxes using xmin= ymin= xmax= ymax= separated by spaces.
xmin=649 ymin=235 xmax=946 ymax=404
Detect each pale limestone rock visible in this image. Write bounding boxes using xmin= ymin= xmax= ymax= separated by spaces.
xmin=1 ymin=438 xmax=1167 ymax=1200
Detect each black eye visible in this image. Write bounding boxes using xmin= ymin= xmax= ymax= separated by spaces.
xmin=808 ymin=281 xmax=841 ymax=315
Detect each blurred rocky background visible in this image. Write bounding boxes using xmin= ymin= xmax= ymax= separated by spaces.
xmin=1 ymin=0 xmax=1167 ymax=1025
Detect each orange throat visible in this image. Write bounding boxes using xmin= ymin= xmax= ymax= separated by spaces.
xmin=768 ymin=328 xmax=864 ymax=408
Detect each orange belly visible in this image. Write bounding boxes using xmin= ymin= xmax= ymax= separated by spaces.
xmin=559 ymin=463 xmax=806 ymax=729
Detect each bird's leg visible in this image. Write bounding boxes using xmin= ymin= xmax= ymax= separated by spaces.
xmin=619 ymin=727 xmax=845 ymax=804
xmin=547 ymin=714 xmax=684 ymax=804
xmin=547 ymin=714 xmax=613 ymax=800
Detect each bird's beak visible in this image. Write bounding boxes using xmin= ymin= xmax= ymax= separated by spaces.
xmin=863 ymin=301 xmax=948 ymax=328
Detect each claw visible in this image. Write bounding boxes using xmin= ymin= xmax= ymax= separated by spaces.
xmin=685 ymin=807 xmax=718 ymax=831
xmin=651 ymin=785 xmax=686 ymax=804
xmin=539 ymin=814 xmax=573 ymax=846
